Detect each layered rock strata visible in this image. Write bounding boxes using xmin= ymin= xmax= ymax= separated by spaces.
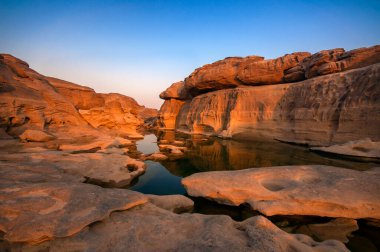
xmin=158 ymin=45 xmax=380 ymax=146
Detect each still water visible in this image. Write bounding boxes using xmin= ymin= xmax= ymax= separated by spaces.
xmin=129 ymin=131 xmax=378 ymax=195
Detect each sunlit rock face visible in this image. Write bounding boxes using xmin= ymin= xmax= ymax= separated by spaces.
xmin=0 ymin=54 xmax=157 ymax=139
xmin=0 ymin=54 xmax=89 ymax=136
xmin=182 ymin=165 xmax=380 ymax=219
xmin=158 ymin=45 xmax=380 ymax=146
xmin=158 ymin=99 xmax=186 ymax=129
xmin=47 ymin=77 xmax=157 ymax=137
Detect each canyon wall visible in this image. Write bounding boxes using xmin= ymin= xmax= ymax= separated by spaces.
xmin=158 ymin=45 xmax=380 ymax=146
xmin=0 ymin=54 xmax=157 ymax=139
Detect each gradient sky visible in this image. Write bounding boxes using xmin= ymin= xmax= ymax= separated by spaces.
xmin=1 ymin=0 xmax=380 ymax=108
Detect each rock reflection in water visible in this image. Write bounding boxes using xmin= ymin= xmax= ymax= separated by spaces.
xmin=156 ymin=131 xmax=376 ymax=178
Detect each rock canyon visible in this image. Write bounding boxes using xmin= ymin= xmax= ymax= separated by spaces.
xmin=1 ymin=45 xmax=380 ymax=251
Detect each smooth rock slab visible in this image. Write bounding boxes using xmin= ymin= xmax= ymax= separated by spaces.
xmin=182 ymin=165 xmax=380 ymax=219
xmin=0 ymin=162 xmax=147 ymax=244
xmin=3 ymin=203 xmax=348 ymax=252
xmin=311 ymin=138 xmax=380 ymax=159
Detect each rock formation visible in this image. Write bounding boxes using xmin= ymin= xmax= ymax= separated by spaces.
xmin=182 ymin=165 xmax=380 ymax=219
xmin=158 ymin=45 xmax=380 ymax=147
xmin=0 ymin=54 xmax=157 ymax=139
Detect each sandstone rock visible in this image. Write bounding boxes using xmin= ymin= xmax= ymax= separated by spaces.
xmin=157 ymin=99 xmax=185 ymax=129
xmin=236 ymin=52 xmax=311 ymax=85
xmin=182 ymin=165 xmax=380 ymax=219
xmin=184 ymin=57 xmax=248 ymax=96
xmin=145 ymin=152 xmax=168 ymax=161
xmin=295 ymin=218 xmax=358 ymax=243
xmin=0 ymin=54 xmax=90 ymax=136
xmin=159 ymin=81 xmax=190 ymax=100
xmin=0 ymin=128 xmax=12 ymax=139
xmin=59 ymin=136 xmax=132 ymax=152
xmin=311 ymin=138 xmax=380 ymax=159
xmin=0 ymin=162 xmax=147 ymax=244
xmin=301 ymin=45 xmax=380 ymax=79
xmin=48 ymin=77 xmax=157 ymax=136
xmin=147 ymin=194 xmax=194 ymax=213
xmin=159 ymin=144 xmax=186 ymax=155
xmin=3 ymin=203 xmax=348 ymax=252
xmin=46 ymin=77 xmax=105 ymax=110
xmin=19 ymin=129 xmax=56 ymax=142
xmin=171 ymin=64 xmax=380 ymax=146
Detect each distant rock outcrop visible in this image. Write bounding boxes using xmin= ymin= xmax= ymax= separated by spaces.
xmin=158 ymin=45 xmax=380 ymax=147
xmin=0 ymin=54 xmax=157 ymax=139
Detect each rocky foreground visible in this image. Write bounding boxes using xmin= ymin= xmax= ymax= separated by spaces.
xmin=158 ymin=45 xmax=380 ymax=152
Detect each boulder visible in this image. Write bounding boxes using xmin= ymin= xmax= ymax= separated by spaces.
xmin=182 ymin=165 xmax=380 ymax=219
xmin=159 ymin=81 xmax=190 ymax=100
xmin=19 ymin=129 xmax=56 ymax=142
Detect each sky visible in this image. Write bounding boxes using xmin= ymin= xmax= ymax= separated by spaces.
xmin=1 ymin=0 xmax=380 ymax=109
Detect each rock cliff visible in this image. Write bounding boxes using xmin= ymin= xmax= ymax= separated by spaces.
xmin=158 ymin=45 xmax=380 ymax=146
xmin=0 ymin=54 xmax=157 ymax=139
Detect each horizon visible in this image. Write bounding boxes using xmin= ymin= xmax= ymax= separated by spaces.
xmin=1 ymin=0 xmax=380 ymax=109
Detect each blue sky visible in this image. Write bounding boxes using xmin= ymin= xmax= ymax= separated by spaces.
xmin=1 ymin=0 xmax=379 ymax=108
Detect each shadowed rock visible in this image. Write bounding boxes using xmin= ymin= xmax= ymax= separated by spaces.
xmin=182 ymin=165 xmax=380 ymax=219
xmin=2 ymin=203 xmax=348 ymax=252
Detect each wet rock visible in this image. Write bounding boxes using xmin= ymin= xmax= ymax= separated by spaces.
xmin=3 ymin=203 xmax=348 ymax=252
xmin=182 ymin=165 xmax=380 ymax=219
xmin=0 ymin=162 xmax=147 ymax=244
xmin=19 ymin=129 xmax=56 ymax=142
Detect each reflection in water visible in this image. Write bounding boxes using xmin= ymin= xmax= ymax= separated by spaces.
xmin=157 ymin=131 xmax=376 ymax=177
xmin=136 ymin=134 xmax=159 ymax=154
xmin=129 ymin=161 xmax=186 ymax=195
xmin=131 ymin=131 xmax=377 ymax=195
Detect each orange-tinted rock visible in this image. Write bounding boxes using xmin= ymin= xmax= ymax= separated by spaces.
xmin=46 ymin=77 xmax=105 ymax=110
xmin=236 ymin=52 xmax=311 ymax=85
xmin=19 ymin=129 xmax=56 ymax=142
xmin=182 ymin=165 xmax=380 ymax=219
xmin=301 ymin=45 xmax=380 ymax=79
xmin=4 ymin=203 xmax=348 ymax=252
xmin=0 ymin=54 xmax=90 ymax=136
xmin=159 ymin=81 xmax=190 ymax=100
xmin=0 ymin=162 xmax=147 ymax=244
xmin=48 ymin=76 xmax=157 ymax=136
xmin=157 ymin=99 xmax=185 ymax=129
xmin=173 ymin=64 xmax=380 ymax=146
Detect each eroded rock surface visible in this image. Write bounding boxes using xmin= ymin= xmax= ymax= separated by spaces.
xmin=0 ymin=162 xmax=147 ymax=244
xmin=182 ymin=165 xmax=380 ymax=219
xmin=2 ymin=203 xmax=348 ymax=252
